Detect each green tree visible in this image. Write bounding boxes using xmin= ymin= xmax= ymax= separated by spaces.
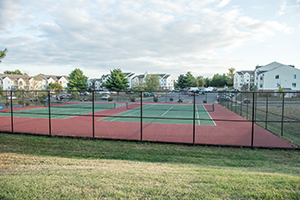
xmin=277 ymin=84 xmax=284 ymax=98
xmin=145 ymin=74 xmax=160 ymax=91
xmin=195 ymin=76 xmax=205 ymax=87
xmin=102 ymin=69 xmax=129 ymax=94
xmin=0 ymin=86 xmax=3 ymax=96
xmin=133 ymin=79 xmax=146 ymax=91
xmin=226 ymin=67 xmax=235 ymax=86
xmin=211 ymin=73 xmax=227 ymax=87
xmin=176 ymin=74 xmax=188 ymax=89
xmin=205 ymin=77 xmax=211 ymax=87
xmin=186 ymin=72 xmax=196 ymax=87
xmin=4 ymin=69 xmax=23 ymax=75
xmin=67 ymin=68 xmax=88 ymax=91
xmin=0 ymin=48 xmax=7 ymax=63
xmin=47 ymin=82 xmax=63 ymax=90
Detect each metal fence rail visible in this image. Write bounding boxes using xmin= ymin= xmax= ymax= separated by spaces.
xmin=0 ymin=89 xmax=299 ymax=149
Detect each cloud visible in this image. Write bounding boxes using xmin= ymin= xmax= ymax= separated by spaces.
xmin=278 ymin=0 xmax=287 ymax=16
xmin=217 ymin=0 xmax=231 ymax=8
xmin=1 ymin=0 xmax=296 ymax=78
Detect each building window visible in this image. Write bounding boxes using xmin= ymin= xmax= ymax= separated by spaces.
xmin=292 ymin=83 xmax=296 ymax=87
xmin=293 ymin=74 xmax=297 ymax=79
xmin=260 ymin=77 xmax=263 ymax=80
xmin=260 ymin=84 xmax=263 ymax=88
xmin=275 ymin=75 xmax=279 ymax=79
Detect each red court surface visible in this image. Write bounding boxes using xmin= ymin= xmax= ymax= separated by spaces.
xmin=0 ymin=103 xmax=295 ymax=148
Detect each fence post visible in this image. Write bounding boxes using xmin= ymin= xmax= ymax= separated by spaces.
xmin=281 ymin=92 xmax=285 ymax=136
xmin=193 ymin=92 xmax=196 ymax=145
xmin=48 ymin=91 xmax=52 ymax=136
xmin=10 ymin=90 xmax=14 ymax=133
xmin=251 ymin=92 xmax=255 ymax=148
xmin=240 ymin=92 xmax=243 ymax=116
xmin=246 ymin=92 xmax=249 ymax=120
xmin=235 ymin=93 xmax=237 ymax=113
xmin=140 ymin=91 xmax=143 ymax=142
xmin=92 ymin=91 xmax=95 ymax=139
xmin=265 ymin=94 xmax=268 ymax=129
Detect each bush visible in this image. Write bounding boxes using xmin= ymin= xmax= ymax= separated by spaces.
xmin=25 ymin=102 xmax=30 ymax=106
xmin=170 ymin=98 xmax=173 ymax=101
xmin=18 ymin=100 xmax=24 ymax=105
xmin=5 ymin=102 xmax=10 ymax=108
xmin=130 ymin=97 xmax=135 ymax=102
xmin=203 ymin=100 xmax=207 ymax=103
xmin=178 ymin=99 xmax=183 ymax=103
xmin=108 ymin=97 xmax=113 ymax=101
xmin=153 ymin=97 xmax=158 ymax=102
xmin=71 ymin=92 xmax=80 ymax=100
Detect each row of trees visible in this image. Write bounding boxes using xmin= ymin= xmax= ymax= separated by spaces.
xmin=175 ymin=68 xmax=235 ymax=89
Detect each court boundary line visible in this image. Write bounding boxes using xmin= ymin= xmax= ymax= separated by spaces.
xmin=203 ymin=105 xmax=217 ymax=126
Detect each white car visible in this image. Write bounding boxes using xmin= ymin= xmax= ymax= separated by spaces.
xmin=7 ymin=96 xmax=17 ymax=99
xmin=102 ymin=94 xmax=110 ymax=100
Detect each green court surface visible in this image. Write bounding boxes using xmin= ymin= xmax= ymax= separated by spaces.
xmin=0 ymin=102 xmax=125 ymax=119
xmin=99 ymin=104 xmax=216 ymax=126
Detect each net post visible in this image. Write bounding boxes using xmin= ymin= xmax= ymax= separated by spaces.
xmin=114 ymin=102 xmax=116 ymax=109
xmin=126 ymin=102 xmax=128 ymax=109
xmin=213 ymin=103 xmax=215 ymax=112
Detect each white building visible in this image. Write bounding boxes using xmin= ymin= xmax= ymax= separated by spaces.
xmin=39 ymin=75 xmax=69 ymax=88
xmin=234 ymin=62 xmax=300 ymax=92
xmin=88 ymin=72 xmax=174 ymax=91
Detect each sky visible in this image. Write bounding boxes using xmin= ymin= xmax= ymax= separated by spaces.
xmin=1 ymin=0 xmax=300 ymax=80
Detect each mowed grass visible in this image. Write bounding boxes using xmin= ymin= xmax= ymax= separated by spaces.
xmin=1 ymin=133 xmax=300 ymax=199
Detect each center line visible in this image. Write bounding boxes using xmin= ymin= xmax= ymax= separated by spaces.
xmin=161 ymin=106 xmax=173 ymax=117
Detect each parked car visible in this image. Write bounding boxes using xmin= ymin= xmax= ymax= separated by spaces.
xmin=188 ymin=92 xmax=199 ymax=96
xmin=84 ymin=91 xmax=90 ymax=95
xmin=231 ymin=89 xmax=240 ymax=93
xmin=80 ymin=98 xmax=89 ymax=101
xmin=7 ymin=96 xmax=17 ymax=99
xmin=57 ymin=93 xmax=71 ymax=101
xmin=102 ymin=94 xmax=110 ymax=100
xmin=202 ymin=88 xmax=212 ymax=92
xmin=243 ymin=98 xmax=251 ymax=104
xmin=97 ymin=91 xmax=110 ymax=94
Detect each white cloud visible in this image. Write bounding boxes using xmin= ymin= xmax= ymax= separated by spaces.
xmin=217 ymin=0 xmax=231 ymax=8
xmin=1 ymin=0 xmax=297 ymax=79
xmin=278 ymin=0 xmax=287 ymax=16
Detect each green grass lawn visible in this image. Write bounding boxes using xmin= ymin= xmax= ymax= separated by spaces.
xmin=100 ymin=104 xmax=216 ymax=125
xmin=0 ymin=102 xmax=125 ymax=119
xmin=0 ymin=133 xmax=299 ymax=199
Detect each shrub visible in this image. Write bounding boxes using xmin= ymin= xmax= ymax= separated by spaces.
xmin=153 ymin=97 xmax=158 ymax=102
xmin=5 ymin=102 xmax=10 ymax=108
xmin=203 ymin=100 xmax=207 ymax=103
xmin=130 ymin=97 xmax=135 ymax=102
xmin=178 ymin=99 xmax=183 ymax=103
xmin=25 ymin=102 xmax=30 ymax=106
xmin=170 ymin=98 xmax=173 ymax=101
xmin=18 ymin=100 xmax=24 ymax=106
xmin=71 ymin=92 xmax=79 ymax=100
xmin=108 ymin=97 xmax=113 ymax=101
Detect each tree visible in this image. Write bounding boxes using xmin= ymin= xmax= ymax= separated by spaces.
xmin=176 ymin=74 xmax=188 ymax=89
xmin=102 ymin=69 xmax=129 ymax=93
xmin=195 ymin=76 xmax=205 ymax=87
xmin=47 ymin=82 xmax=63 ymax=90
xmin=67 ymin=68 xmax=88 ymax=91
xmin=226 ymin=67 xmax=235 ymax=86
xmin=0 ymin=86 xmax=3 ymax=96
xmin=144 ymin=74 xmax=160 ymax=91
xmin=0 ymin=48 xmax=7 ymax=63
xmin=4 ymin=70 xmax=23 ymax=75
xmin=133 ymin=79 xmax=146 ymax=91
xmin=185 ymin=72 xmax=196 ymax=87
xmin=211 ymin=73 xmax=227 ymax=87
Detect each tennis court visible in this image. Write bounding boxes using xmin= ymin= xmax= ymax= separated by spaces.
xmin=99 ymin=103 xmax=216 ymax=125
xmin=0 ymin=102 xmax=125 ymax=119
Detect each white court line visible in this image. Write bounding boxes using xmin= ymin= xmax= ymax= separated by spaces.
xmin=203 ymin=105 xmax=216 ymax=126
xmin=161 ymin=106 xmax=173 ymax=117
xmin=104 ymin=104 xmax=154 ymax=122
xmin=196 ymin=105 xmax=201 ymax=125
